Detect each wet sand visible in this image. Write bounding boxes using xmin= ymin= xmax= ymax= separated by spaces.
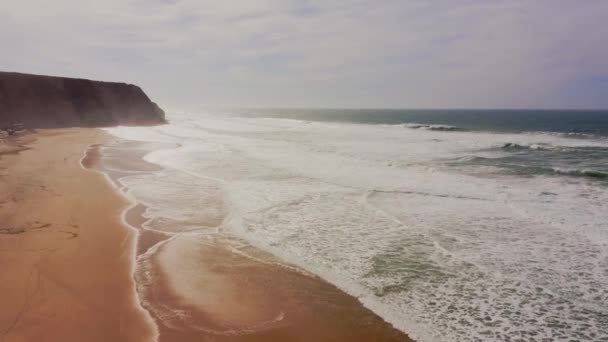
xmin=0 ymin=129 xmax=156 ymax=342
xmin=89 ymin=139 xmax=413 ymax=342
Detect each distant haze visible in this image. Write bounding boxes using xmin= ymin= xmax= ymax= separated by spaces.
xmin=2 ymin=1 xmax=607 ymax=110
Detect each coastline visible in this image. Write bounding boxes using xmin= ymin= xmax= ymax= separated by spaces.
xmin=0 ymin=128 xmax=156 ymax=342
xmin=90 ymin=135 xmax=413 ymax=341
xmin=1 ymin=128 xmax=412 ymax=341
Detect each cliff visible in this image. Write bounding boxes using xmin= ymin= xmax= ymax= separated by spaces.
xmin=0 ymin=72 xmax=165 ymax=128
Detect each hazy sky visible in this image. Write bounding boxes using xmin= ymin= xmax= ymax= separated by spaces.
xmin=1 ymin=1 xmax=607 ymax=109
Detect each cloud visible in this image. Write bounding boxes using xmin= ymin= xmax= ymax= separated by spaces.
xmin=1 ymin=0 xmax=607 ymax=109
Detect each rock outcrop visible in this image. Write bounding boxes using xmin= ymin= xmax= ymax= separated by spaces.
xmin=0 ymin=71 xmax=165 ymax=128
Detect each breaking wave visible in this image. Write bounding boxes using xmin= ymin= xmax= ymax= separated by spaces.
xmin=107 ymin=111 xmax=608 ymax=342
xmin=400 ymin=123 xmax=464 ymax=131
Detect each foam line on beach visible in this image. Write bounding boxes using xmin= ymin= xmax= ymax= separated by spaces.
xmin=80 ymin=141 xmax=161 ymax=342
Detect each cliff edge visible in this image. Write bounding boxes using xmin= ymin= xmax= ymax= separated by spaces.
xmin=0 ymin=72 xmax=165 ymax=128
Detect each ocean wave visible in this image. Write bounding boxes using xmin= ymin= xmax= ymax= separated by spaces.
xmin=501 ymin=142 xmax=551 ymax=151
xmin=400 ymin=123 xmax=464 ymax=131
xmin=456 ymin=155 xmax=608 ymax=181
xmin=531 ymin=131 xmax=606 ymax=140
xmin=559 ymin=132 xmax=600 ymax=139
xmin=553 ymin=168 xmax=608 ymax=180
xmin=107 ymin=112 xmax=608 ymax=342
xmin=500 ymin=142 xmax=608 ymax=153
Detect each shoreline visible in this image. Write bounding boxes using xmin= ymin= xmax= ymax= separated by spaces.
xmin=1 ymin=128 xmax=413 ymax=341
xmin=79 ymin=143 xmax=162 ymax=341
xmin=91 ymin=134 xmax=413 ymax=341
xmin=0 ymin=128 xmax=157 ymax=342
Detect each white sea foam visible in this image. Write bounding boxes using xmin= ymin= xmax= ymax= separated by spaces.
xmin=106 ymin=112 xmax=608 ymax=341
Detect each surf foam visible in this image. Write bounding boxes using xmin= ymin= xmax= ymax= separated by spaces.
xmin=106 ymin=112 xmax=608 ymax=342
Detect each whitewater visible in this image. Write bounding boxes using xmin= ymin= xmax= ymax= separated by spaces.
xmin=107 ymin=111 xmax=608 ymax=342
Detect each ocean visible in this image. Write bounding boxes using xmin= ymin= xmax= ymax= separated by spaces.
xmin=107 ymin=109 xmax=608 ymax=341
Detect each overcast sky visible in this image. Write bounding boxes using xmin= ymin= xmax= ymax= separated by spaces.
xmin=1 ymin=1 xmax=607 ymax=110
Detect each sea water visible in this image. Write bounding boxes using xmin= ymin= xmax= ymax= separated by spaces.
xmin=107 ymin=109 xmax=608 ymax=341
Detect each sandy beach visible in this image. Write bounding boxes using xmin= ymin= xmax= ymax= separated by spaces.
xmin=0 ymin=129 xmax=156 ymax=342
xmin=1 ymin=129 xmax=411 ymax=342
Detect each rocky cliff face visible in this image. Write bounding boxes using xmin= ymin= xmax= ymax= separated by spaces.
xmin=0 ymin=72 xmax=165 ymax=128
